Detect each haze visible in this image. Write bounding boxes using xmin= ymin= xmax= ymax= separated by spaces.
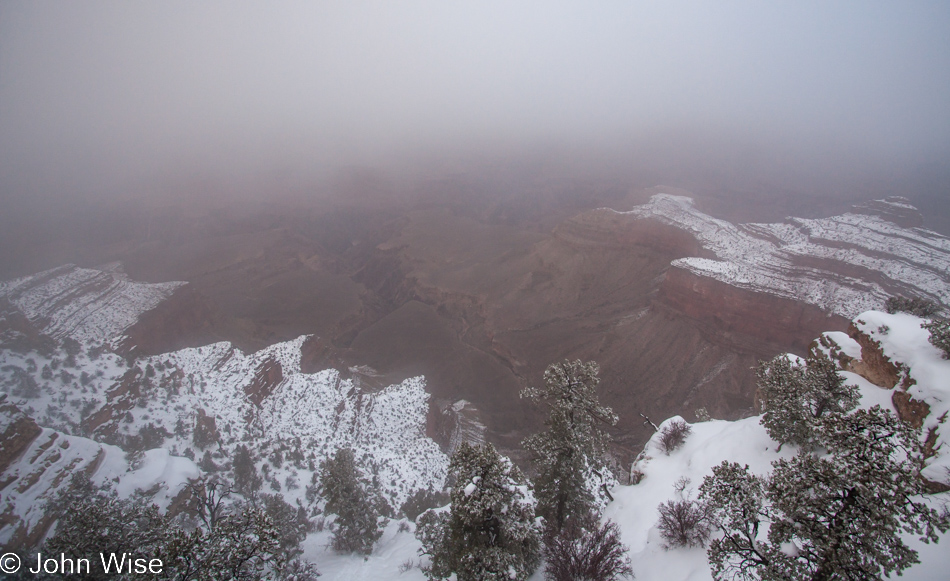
xmin=2 ymin=1 xmax=949 ymax=210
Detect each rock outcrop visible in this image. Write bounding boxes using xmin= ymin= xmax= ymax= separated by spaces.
xmin=620 ymin=194 xmax=950 ymax=318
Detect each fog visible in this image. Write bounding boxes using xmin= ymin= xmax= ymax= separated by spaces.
xmin=2 ymin=1 xmax=949 ymax=209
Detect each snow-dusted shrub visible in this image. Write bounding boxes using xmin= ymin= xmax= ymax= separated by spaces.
xmin=885 ymin=296 xmax=940 ymax=317
xmin=922 ymin=318 xmax=950 ymax=359
xmin=656 ymin=499 xmax=711 ymax=549
xmin=694 ymin=407 xmax=711 ymax=422
xmin=658 ymin=419 xmax=691 ymax=455
xmin=543 ymin=513 xmax=632 ymax=581
xmin=401 ymin=487 xmax=450 ymax=521
xmin=257 ymin=493 xmax=311 ymax=563
xmin=45 ymin=474 xmax=169 ymax=566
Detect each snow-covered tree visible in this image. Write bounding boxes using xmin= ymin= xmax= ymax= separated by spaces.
xmin=319 ymin=447 xmax=385 ymax=555
xmin=44 ymin=473 xmax=306 ymax=581
xmin=700 ymin=406 xmax=950 ymax=581
xmin=756 ymin=351 xmax=858 ymax=450
xmin=416 ymin=442 xmax=541 ymax=581
xmin=163 ymin=504 xmax=285 ymax=581
xmin=45 ymin=474 xmax=170 ymax=571
xmin=522 ymin=359 xmax=618 ymax=533
xmin=255 ymin=493 xmax=311 ymax=564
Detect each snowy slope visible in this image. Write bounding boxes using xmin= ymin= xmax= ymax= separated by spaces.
xmin=0 ymin=263 xmax=184 ymax=344
xmin=604 ymin=308 xmax=950 ymax=580
xmin=23 ymin=334 xmax=450 ymax=512
xmin=620 ymin=194 xmax=950 ymax=317
xmin=0 ymin=400 xmax=199 ymax=547
xmin=606 ymin=415 xmax=950 ymax=581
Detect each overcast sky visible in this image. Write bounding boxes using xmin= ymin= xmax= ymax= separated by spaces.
xmin=2 ymin=1 xmax=949 ymax=204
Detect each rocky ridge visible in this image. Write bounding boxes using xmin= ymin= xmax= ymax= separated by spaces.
xmin=621 ymin=194 xmax=950 ymax=318
xmin=0 ymin=265 xmax=451 ymax=548
xmin=0 ymin=263 xmax=184 ymax=344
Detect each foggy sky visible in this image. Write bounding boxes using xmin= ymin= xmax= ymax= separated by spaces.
xmin=2 ymin=1 xmax=949 ymax=205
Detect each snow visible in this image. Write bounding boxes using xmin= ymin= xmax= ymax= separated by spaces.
xmin=113 ymin=448 xmax=201 ymax=505
xmin=606 ymin=414 xmax=950 ymax=580
xmin=852 ymin=311 xmax=950 ymax=482
xmin=615 ymin=194 xmax=950 ymax=317
xmin=464 ymin=479 xmax=478 ymax=497
xmin=0 ymin=427 xmax=196 ymax=546
xmin=300 ymin=520 xmax=428 ymax=581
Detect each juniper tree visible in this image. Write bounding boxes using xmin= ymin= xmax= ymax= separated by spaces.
xmin=163 ymin=504 xmax=285 ymax=581
xmin=319 ymin=447 xmax=385 ymax=554
xmin=232 ymin=444 xmax=262 ymax=495
xmin=700 ymin=406 xmax=950 ymax=581
xmin=521 ymin=359 xmax=618 ymax=533
xmin=415 ymin=442 xmax=541 ymax=581
xmin=45 ymin=475 xmax=170 ymax=579
xmin=757 ymin=351 xmax=858 ymax=450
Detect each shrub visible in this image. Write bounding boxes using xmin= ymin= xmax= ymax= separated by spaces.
xmin=401 ymin=487 xmax=450 ymax=522
xmin=658 ymin=420 xmax=691 ymax=455
xmin=922 ymin=318 xmax=950 ymax=359
xmin=656 ymin=499 xmax=711 ymax=549
xmin=885 ymin=296 xmax=940 ymax=317
xmin=543 ymin=513 xmax=632 ymax=581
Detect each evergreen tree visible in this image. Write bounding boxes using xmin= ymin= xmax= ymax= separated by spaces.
xmin=521 ymin=359 xmax=617 ymax=532
xmin=45 ymin=475 xmax=170 ymax=580
xmin=255 ymin=493 xmax=311 ymax=564
xmin=757 ymin=351 xmax=858 ymax=450
xmin=163 ymin=504 xmax=285 ymax=581
xmin=700 ymin=406 xmax=950 ymax=581
xmin=319 ymin=447 xmax=385 ymax=554
xmin=232 ymin=444 xmax=262 ymax=495
xmin=416 ymin=442 xmax=541 ymax=581
xmin=45 ymin=474 xmax=315 ymax=580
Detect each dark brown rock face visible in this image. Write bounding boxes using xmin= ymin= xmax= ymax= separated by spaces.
xmin=119 ymin=285 xmax=220 ymax=357
xmin=658 ymin=266 xmax=850 ymax=354
xmin=0 ymin=396 xmax=42 ymax=474
xmin=193 ymin=408 xmax=221 ymax=449
xmin=845 ymin=322 xmax=901 ymax=388
xmin=245 ymin=356 xmax=284 ymax=407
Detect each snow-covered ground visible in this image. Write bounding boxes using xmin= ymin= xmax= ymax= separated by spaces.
xmin=619 ymin=194 xmax=950 ymax=317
